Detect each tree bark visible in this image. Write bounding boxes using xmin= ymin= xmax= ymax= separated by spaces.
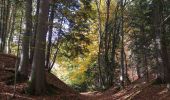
xmin=18 ymin=0 xmax=32 ymax=78
xmin=30 ymin=0 xmax=40 ymax=63
xmin=120 ymin=0 xmax=125 ymax=88
xmin=29 ymin=0 xmax=49 ymax=95
xmin=46 ymin=0 xmax=55 ymax=69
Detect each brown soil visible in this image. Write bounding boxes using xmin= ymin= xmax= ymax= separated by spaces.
xmin=0 ymin=53 xmax=80 ymax=100
xmin=1 ymin=53 xmax=170 ymax=100
xmin=80 ymin=75 xmax=170 ymax=100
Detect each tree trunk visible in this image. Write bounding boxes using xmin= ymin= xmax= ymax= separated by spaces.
xmin=30 ymin=0 xmax=40 ymax=63
xmin=120 ymin=0 xmax=125 ymax=88
xmin=95 ymin=0 xmax=105 ymax=87
xmin=5 ymin=3 xmax=16 ymax=54
xmin=136 ymin=63 xmax=141 ymax=79
xmin=46 ymin=0 xmax=55 ymax=69
xmin=153 ymin=0 xmax=170 ymax=83
xmin=48 ymin=17 xmax=64 ymax=72
xmin=18 ymin=0 xmax=32 ymax=78
xmin=29 ymin=0 xmax=49 ymax=95
xmin=1 ymin=0 xmax=10 ymax=52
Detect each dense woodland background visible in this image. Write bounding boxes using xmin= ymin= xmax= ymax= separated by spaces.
xmin=0 ymin=0 xmax=170 ymax=99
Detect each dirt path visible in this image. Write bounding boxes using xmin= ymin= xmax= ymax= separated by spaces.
xmin=1 ymin=53 xmax=170 ymax=100
xmin=80 ymin=77 xmax=170 ymax=100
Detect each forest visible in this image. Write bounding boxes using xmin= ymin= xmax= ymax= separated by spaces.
xmin=0 ymin=0 xmax=170 ymax=99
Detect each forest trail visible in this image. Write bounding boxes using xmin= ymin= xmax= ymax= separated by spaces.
xmin=0 ymin=53 xmax=170 ymax=100
xmin=80 ymin=76 xmax=170 ymax=100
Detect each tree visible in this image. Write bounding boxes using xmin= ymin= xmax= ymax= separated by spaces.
xmin=30 ymin=0 xmax=40 ymax=63
xmin=29 ymin=0 xmax=50 ymax=94
xmin=95 ymin=0 xmax=118 ymax=89
xmin=120 ymin=0 xmax=125 ymax=88
xmin=127 ymin=0 xmax=152 ymax=82
xmin=152 ymin=0 xmax=170 ymax=84
xmin=46 ymin=0 xmax=55 ymax=69
xmin=0 ymin=0 xmax=10 ymax=52
xmin=18 ymin=0 xmax=32 ymax=78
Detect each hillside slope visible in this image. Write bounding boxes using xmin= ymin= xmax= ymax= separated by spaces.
xmin=0 ymin=54 xmax=80 ymax=100
xmin=81 ymin=76 xmax=170 ymax=100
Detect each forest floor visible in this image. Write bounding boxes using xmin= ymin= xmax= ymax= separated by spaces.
xmin=81 ymin=77 xmax=170 ymax=100
xmin=0 ymin=53 xmax=170 ymax=100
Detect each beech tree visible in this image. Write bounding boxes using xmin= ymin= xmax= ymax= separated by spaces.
xmin=18 ymin=0 xmax=32 ymax=78
xmin=0 ymin=0 xmax=10 ymax=52
xmin=29 ymin=0 xmax=50 ymax=94
xmin=30 ymin=0 xmax=40 ymax=63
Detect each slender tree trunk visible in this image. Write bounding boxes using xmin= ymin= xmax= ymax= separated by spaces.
xmin=111 ymin=4 xmax=119 ymax=86
xmin=1 ymin=0 xmax=10 ymax=52
xmin=48 ymin=17 xmax=64 ymax=72
xmin=136 ymin=61 xmax=141 ymax=79
xmin=30 ymin=0 xmax=40 ymax=63
xmin=6 ymin=3 xmax=16 ymax=54
xmin=95 ymin=0 xmax=105 ymax=87
xmin=4 ymin=3 xmax=12 ymax=54
xmin=120 ymin=0 xmax=125 ymax=88
xmin=124 ymin=50 xmax=131 ymax=84
xmin=0 ymin=0 xmax=2 ymax=50
xmin=46 ymin=0 xmax=55 ymax=69
xmin=104 ymin=0 xmax=111 ymax=87
xmin=18 ymin=0 xmax=32 ymax=78
xmin=13 ymin=10 xmax=23 ymax=96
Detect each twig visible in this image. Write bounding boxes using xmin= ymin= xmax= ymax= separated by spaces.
xmin=161 ymin=15 xmax=170 ymax=25
xmin=13 ymin=9 xmax=23 ymax=98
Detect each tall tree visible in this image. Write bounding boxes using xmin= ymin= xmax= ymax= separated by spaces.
xmin=153 ymin=0 xmax=170 ymax=83
xmin=18 ymin=0 xmax=32 ymax=78
xmin=5 ymin=1 xmax=17 ymax=54
xmin=46 ymin=0 xmax=55 ymax=69
xmin=29 ymin=0 xmax=50 ymax=94
xmin=30 ymin=0 xmax=40 ymax=63
xmin=0 ymin=0 xmax=10 ymax=52
xmin=120 ymin=0 xmax=125 ymax=88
